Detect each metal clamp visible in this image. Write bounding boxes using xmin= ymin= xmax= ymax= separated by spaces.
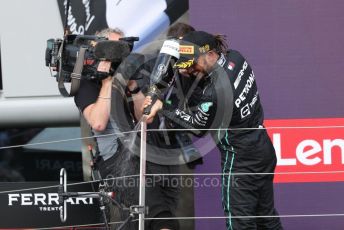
xmin=130 ymin=205 xmax=148 ymax=215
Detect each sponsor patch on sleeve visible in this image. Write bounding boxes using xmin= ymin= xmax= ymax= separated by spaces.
xmin=228 ymin=61 xmax=235 ymax=71
xmin=200 ymin=102 xmax=213 ymax=113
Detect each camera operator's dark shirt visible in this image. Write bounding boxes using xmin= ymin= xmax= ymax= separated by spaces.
xmin=74 ymin=78 xmax=100 ymax=112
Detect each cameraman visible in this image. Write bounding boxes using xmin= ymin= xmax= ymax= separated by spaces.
xmin=74 ymin=28 xmax=125 ymax=179
xmin=73 ymin=28 xmax=140 ymax=229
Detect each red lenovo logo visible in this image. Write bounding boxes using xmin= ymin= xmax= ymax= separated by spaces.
xmin=265 ymin=118 xmax=344 ymax=183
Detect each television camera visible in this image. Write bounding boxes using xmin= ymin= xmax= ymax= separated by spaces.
xmin=45 ymin=34 xmax=138 ymax=96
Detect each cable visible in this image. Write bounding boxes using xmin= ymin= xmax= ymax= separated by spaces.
xmin=146 ymin=170 xmax=344 ymax=176
xmin=144 ymin=213 xmax=344 ymax=220
xmin=0 ymin=130 xmax=140 ymax=150
xmin=1 ymin=124 xmax=343 ymax=150
xmin=2 ymin=169 xmax=344 ymax=195
xmin=0 ymin=174 xmax=139 ymax=195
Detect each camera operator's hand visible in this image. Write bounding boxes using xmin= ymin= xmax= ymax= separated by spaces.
xmin=142 ymin=96 xmax=163 ymax=124
xmin=97 ymin=60 xmax=112 ymax=73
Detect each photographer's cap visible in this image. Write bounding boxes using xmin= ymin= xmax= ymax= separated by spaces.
xmin=175 ymin=31 xmax=217 ymax=69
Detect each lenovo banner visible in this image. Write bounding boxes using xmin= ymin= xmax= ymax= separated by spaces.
xmin=265 ymin=118 xmax=344 ymax=183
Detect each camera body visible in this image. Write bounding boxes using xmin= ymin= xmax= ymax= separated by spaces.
xmin=45 ymin=34 xmax=137 ymax=82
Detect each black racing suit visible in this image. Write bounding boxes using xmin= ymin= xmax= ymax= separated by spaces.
xmin=123 ymin=53 xmax=182 ymax=230
xmin=161 ymin=50 xmax=283 ymax=230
